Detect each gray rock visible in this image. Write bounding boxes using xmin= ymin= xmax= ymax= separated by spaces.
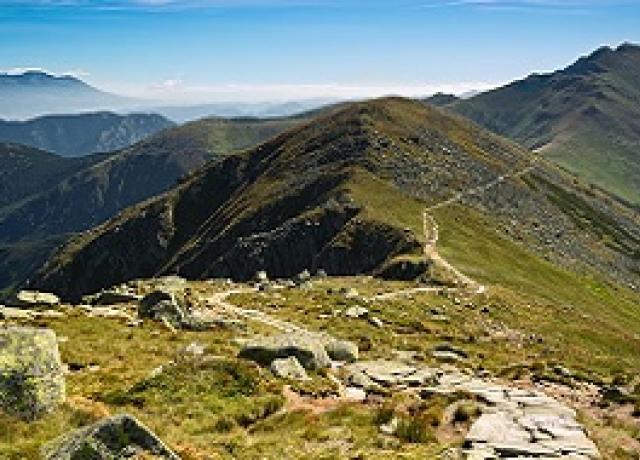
xmin=324 ymin=339 xmax=358 ymax=362
xmin=0 ymin=306 xmax=34 ymax=320
xmin=255 ymin=270 xmax=269 ymax=283
xmin=296 ymin=269 xmax=311 ymax=283
xmin=9 ymin=290 xmax=59 ymax=308
xmin=239 ymin=334 xmax=331 ymax=370
xmin=0 ymin=327 xmax=65 ymax=420
xmin=368 ymin=316 xmax=384 ymax=328
xmin=432 ymin=351 xmax=464 ymax=363
xmin=83 ymin=290 xmax=141 ymax=306
xmin=316 ymin=269 xmax=328 ymax=278
xmin=138 ymin=291 xmax=186 ymax=328
xmin=270 ymin=356 xmax=309 ymax=380
xmin=42 ymin=413 xmax=179 ymax=459
xmin=344 ymin=306 xmax=369 ymax=319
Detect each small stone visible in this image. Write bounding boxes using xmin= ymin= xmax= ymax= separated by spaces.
xmin=368 ymin=316 xmax=383 ymax=328
xmin=325 ymin=340 xmax=359 ymax=362
xmin=270 ymin=356 xmax=309 ymax=380
xmin=296 ymin=269 xmax=311 ymax=283
xmin=183 ymin=342 xmax=205 ymax=357
xmin=345 ymin=306 xmax=369 ymax=319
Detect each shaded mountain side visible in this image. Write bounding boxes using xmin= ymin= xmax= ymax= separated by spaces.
xmin=0 ymin=143 xmax=109 ymax=209
xmin=31 ymin=98 xmax=640 ymax=300
xmin=452 ymin=43 xmax=640 ymax=205
xmin=0 ymin=116 xmax=306 ymax=242
xmin=0 ymin=112 xmax=174 ymax=157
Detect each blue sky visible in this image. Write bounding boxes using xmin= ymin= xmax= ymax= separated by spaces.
xmin=1 ymin=0 xmax=639 ymax=102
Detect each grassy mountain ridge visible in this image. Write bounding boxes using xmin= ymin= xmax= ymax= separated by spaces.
xmin=0 ymin=112 xmax=174 ymax=157
xmin=451 ymin=43 xmax=640 ymax=205
xmin=31 ymin=97 xmax=640 ymax=300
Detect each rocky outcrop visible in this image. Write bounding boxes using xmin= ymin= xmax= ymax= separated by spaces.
xmin=0 ymin=327 xmax=65 ymax=420
xmin=42 ymin=413 xmax=179 ymax=459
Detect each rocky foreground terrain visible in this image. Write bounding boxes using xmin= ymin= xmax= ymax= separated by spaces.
xmin=2 ymin=267 xmax=639 ymax=458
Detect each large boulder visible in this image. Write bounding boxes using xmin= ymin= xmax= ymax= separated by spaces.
xmin=239 ymin=334 xmax=331 ymax=370
xmin=42 ymin=413 xmax=179 ymax=459
xmin=0 ymin=327 xmax=65 ymax=420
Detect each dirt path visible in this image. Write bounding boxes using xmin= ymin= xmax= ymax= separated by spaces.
xmin=420 ymin=162 xmax=538 ymax=295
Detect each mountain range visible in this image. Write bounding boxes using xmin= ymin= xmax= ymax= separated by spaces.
xmin=0 ymin=71 xmax=132 ymax=119
xmin=451 ymin=43 xmax=640 ymax=205
xmin=31 ymin=98 xmax=640 ymax=300
xmin=0 ymin=112 xmax=174 ymax=157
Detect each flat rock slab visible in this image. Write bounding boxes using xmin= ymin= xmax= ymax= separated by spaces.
xmin=0 ymin=327 xmax=65 ymax=420
xmin=42 ymin=413 xmax=179 ymax=459
xmin=344 ymin=361 xmax=439 ymax=388
xmin=340 ymin=359 xmax=599 ymax=459
xmin=9 ymin=290 xmax=60 ymax=308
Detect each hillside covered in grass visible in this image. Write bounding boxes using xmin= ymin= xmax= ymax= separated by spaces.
xmin=451 ymin=43 xmax=640 ymax=205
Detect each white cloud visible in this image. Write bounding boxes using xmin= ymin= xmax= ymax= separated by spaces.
xmin=114 ymin=80 xmax=500 ymax=103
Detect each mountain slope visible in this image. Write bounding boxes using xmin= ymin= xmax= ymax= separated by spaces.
xmin=0 ymin=71 xmax=132 ymax=119
xmin=451 ymin=43 xmax=640 ymax=205
xmin=32 ymin=98 xmax=640 ymax=300
xmin=0 ymin=112 xmax=174 ymax=157
xmin=0 ymin=115 xmax=308 ymax=296
xmin=0 ymin=143 xmax=108 ymax=209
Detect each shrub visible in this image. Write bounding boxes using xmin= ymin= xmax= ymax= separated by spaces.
xmin=395 ymin=416 xmax=434 ymax=444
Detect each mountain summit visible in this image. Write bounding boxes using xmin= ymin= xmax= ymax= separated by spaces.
xmin=451 ymin=43 xmax=640 ymax=204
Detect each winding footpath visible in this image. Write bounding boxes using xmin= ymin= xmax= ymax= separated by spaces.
xmin=422 ymin=162 xmax=538 ymax=295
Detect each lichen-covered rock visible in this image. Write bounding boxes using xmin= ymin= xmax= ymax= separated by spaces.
xmin=270 ymin=356 xmax=309 ymax=380
xmin=0 ymin=327 xmax=65 ymax=420
xmin=324 ymin=339 xmax=358 ymax=363
xmin=239 ymin=334 xmax=331 ymax=370
xmin=42 ymin=413 xmax=179 ymax=459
